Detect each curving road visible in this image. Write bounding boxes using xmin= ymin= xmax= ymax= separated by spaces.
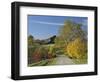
xmin=52 ymin=55 xmax=75 ymax=65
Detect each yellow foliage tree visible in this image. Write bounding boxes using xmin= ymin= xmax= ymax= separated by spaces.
xmin=65 ymin=37 xmax=87 ymax=59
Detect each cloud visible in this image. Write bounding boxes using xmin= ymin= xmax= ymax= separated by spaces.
xmin=30 ymin=20 xmax=64 ymax=26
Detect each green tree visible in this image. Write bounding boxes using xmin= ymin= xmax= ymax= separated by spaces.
xmin=28 ymin=35 xmax=34 ymax=46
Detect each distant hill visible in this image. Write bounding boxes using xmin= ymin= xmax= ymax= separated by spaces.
xmin=35 ymin=35 xmax=56 ymax=45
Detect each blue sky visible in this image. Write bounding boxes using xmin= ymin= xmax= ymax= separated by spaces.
xmin=28 ymin=15 xmax=87 ymax=40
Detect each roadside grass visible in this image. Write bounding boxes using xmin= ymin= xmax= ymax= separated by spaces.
xmin=47 ymin=58 xmax=57 ymax=65
xmin=28 ymin=58 xmax=55 ymax=67
xmin=72 ymin=53 xmax=88 ymax=64
xmin=73 ymin=58 xmax=87 ymax=64
xmin=28 ymin=60 xmax=48 ymax=67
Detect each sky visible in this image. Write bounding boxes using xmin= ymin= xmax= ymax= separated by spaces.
xmin=28 ymin=15 xmax=87 ymax=40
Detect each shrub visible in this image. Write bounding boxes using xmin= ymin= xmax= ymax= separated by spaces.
xmin=32 ymin=48 xmax=42 ymax=62
xmin=40 ymin=47 xmax=48 ymax=60
xmin=48 ymin=45 xmax=57 ymax=58
xmin=32 ymin=47 xmax=51 ymax=62
xmin=28 ymin=46 xmax=37 ymax=64
xmin=65 ymin=37 xmax=87 ymax=59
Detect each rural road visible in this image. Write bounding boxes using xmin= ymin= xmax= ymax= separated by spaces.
xmin=53 ymin=55 xmax=75 ymax=65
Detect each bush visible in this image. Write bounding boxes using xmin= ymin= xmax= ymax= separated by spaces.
xmin=29 ymin=45 xmax=57 ymax=64
xmin=32 ymin=46 xmax=53 ymax=62
xmin=48 ymin=45 xmax=57 ymax=58
xmin=28 ymin=46 xmax=37 ymax=64
xmin=32 ymin=48 xmax=42 ymax=62
xmin=40 ymin=47 xmax=48 ymax=60
xmin=65 ymin=37 xmax=87 ymax=59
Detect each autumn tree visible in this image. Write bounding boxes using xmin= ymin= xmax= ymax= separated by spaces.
xmin=66 ymin=37 xmax=87 ymax=58
xmin=54 ymin=20 xmax=87 ymax=57
xmin=58 ymin=20 xmax=86 ymax=45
